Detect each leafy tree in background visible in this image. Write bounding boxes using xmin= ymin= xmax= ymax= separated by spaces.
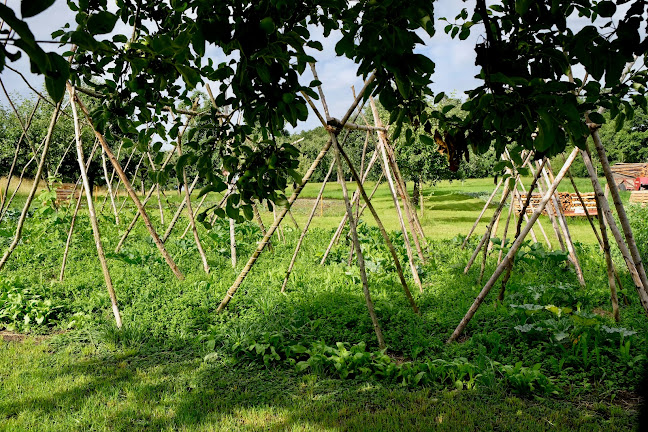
xmin=0 ymin=0 xmax=647 ymax=220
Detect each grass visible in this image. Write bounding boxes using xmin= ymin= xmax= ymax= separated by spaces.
xmin=0 ymin=337 xmax=638 ymax=431
xmin=1 ymin=175 xmax=646 ymax=431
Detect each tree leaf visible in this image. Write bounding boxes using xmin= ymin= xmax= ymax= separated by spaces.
xmin=21 ymin=0 xmax=55 ymax=18
xmin=87 ymin=11 xmax=118 ymax=35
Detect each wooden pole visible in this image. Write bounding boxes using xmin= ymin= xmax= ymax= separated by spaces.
xmin=331 ymin=131 xmax=386 ymax=349
xmin=593 ymin=180 xmax=620 ymax=321
xmin=68 ymin=86 xmax=122 ymax=328
xmin=590 ymin=130 xmax=648 ymax=293
xmin=101 ymin=149 xmax=120 ymax=224
xmin=462 ymin=178 xmax=504 ymax=249
xmin=448 ymin=147 xmax=580 ymax=343
xmin=371 ymin=103 xmax=423 ymax=292
xmin=0 ymin=101 xmax=61 ymax=270
xmin=178 ymin=138 xmax=210 ymax=274
xmin=59 ymin=140 xmax=100 ymax=281
xmin=370 ymin=100 xmax=425 ymax=262
xmin=114 ymin=145 xmax=179 ymax=251
xmin=537 ymin=160 xmax=586 ymax=287
xmin=73 ymin=91 xmax=185 ymax=280
xmin=464 ymin=182 xmax=512 ymax=274
xmin=581 ymin=146 xmax=648 ymax=313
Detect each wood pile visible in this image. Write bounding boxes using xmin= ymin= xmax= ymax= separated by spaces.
xmin=55 ymin=183 xmax=80 ymax=204
xmin=629 ymin=191 xmax=648 ymax=205
xmin=610 ymin=163 xmax=648 ymax=190
xmin=515 ymin=192 xmax=598 ymax=216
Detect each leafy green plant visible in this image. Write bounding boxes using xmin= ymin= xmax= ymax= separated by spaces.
xmin=0 ymin=278 xmax=61 ymax=331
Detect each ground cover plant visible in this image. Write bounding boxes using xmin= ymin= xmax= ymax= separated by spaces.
xmin=1 ymin=182 xmax=646 ymax=430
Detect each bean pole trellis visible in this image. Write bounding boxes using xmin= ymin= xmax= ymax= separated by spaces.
xmin=0 ymin=0 xmax=647 ymax=344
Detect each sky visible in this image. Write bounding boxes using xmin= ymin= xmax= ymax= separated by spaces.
xmin=0 ymin=1 xmax=482 ymax=133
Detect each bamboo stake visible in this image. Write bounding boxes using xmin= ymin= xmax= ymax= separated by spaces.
xmin=101 ymin=149 xmax=120 ymax=224
xmin=513 ymin=177 xmax=550 ymax=248
xmin=0 ymin=101 xmax=61 ymax=270
xmin=369 ymin=100 xmax=426 ymax=261
xmin=336 ymin=136 xmax=419 ymax=314
xmin=282 ymin=159 xmax=335 ymax=292
xmin=230 ymin=218 xmax=237 ymax=268
xmin=68 ymin=86 xmax=122 ymax=328
xmin=73 ymin=92 xmax=184 ymax=280
xmin=581 ymin=146 xmax=648 ymax=313
xmin=590 ymin=130 xmax=648 ymax=293
xmin=448 ymin=147 xmax=580 ymax=343
xmin=287 ymin=209 xmax=300 ymax=231
xmin=462 ymin=178 xmax=504 ymax=249
xmin=272 ymin=202 xmax=284 ymax=243
xmin=497 ymin=184 xmax=517 ymax=265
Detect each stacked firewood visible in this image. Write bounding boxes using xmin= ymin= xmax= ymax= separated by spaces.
xmin=611 ymin=163 xmax=648 ymax=189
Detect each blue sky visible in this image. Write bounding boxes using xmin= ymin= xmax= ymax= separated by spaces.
xmin=0 ymin=1 xmax=483 ymax=133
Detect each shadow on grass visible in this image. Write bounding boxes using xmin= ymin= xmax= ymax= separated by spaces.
xmin=1 ymin=334 xmax=636 ymax=432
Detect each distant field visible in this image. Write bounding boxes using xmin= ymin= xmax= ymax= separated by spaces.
xmin=2 ymin=175 xmax=626 ymax=246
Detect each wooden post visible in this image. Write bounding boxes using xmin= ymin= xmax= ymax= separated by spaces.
xmin=448 ymin=147 xmax=580 ymax=343
xmin=160 ymin=174 xmax=200 ymax=243
xmin=330 ymin=131 xmax=386 ymax=349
